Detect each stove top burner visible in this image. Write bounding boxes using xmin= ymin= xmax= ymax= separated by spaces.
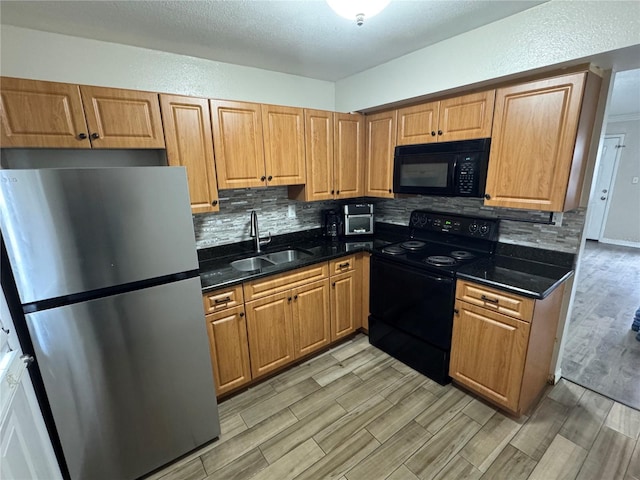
xmin=381 ymin=245 xmax=406 ymax=255
xmin=401 ymin=240 xmax=427 ymax=250
xmin=425 ymin=255 xmax=457 ymax=266
xmin=450 ymin=250 xmax=475 ymax=261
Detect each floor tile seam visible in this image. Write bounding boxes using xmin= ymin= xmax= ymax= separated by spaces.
xmin=622 ymin=437 xmax=640 ymax=480
xmin=420 ymin=395 xmax=475 ymax=436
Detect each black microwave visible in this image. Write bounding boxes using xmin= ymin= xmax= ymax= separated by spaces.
xmin=393 ymin=138 xmax=490 ymax=197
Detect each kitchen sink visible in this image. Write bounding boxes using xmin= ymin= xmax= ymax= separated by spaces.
xmin=229 ymin=248 xmax=313 ymax=272
xmin=230 ymin=256 xmax=276 ymax=271
xmin=264 ymin=249 xmax=312 ymax=264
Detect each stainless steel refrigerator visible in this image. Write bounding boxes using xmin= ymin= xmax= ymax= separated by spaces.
xmin=0 ymin=167 xmax=220 ymax=480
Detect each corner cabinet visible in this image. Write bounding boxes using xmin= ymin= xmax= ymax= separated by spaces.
xmin=160 ymin=94 xmax=219 ymax=214
xmin=396 ymin=90 xmax=495 ymax=145
xmin=484 ymin=71 xmax=602 ymax=211
xmin=0 ymin=77 xmax=165 ymax=149
xmin=450 ymin=280 xmax=565 ymax=416
xmin=365 ymin=110 xmax=397 ymax=198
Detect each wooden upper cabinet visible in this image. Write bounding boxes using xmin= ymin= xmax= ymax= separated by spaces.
xmin=365 ymin=110 xmax=397 ymax=198
xmin=262 ymin=104 xmax=306 ymax=186
xmin=296 ymin=109 xmax=334 ymax=201
xmin=79 ymin=86 xmax=165 ymax=148
xmin=485 ymin=71 xmax=601 ymax=211
xmin=334 ymin=113 xmax=365 ymax=199
xmin=396 ymin=91 xmax=494 ymax=146
xmin=396 ymin=101 xmax=439 ymax=145
xmin=0 ymin=77 xmax=91 ymax=148
xmin=438 ymin=91 xmax=495 ymax=142
xmin=210 ymin=99 xmax=266 ymax=189
xmin=160 ymin=94 xmax=219 ymax=214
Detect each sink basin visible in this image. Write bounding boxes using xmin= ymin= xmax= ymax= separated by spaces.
xmin=230 ymin=256 xmax=276 ymax=272
xmin=229 ymin=249 xmax=313 ymax=272
xmin=264 ymin=249 xmax=313 ymax=264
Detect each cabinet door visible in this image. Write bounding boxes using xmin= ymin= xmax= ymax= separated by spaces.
xmin=334 ymin=113 xmax=364 ymax=199
xmin=396 ymin=101 xmax=439 ymax=146
xmin=160 ymin=94 xmax=219 ymax=213
xmin=291 ymin=280 xmax=331 ymax=357
xmin=206 ymin=305 xmax=252 ymax=396
xmin=450 ymin=300 xmax=530 ymax=412
xmin=365 ymin=110 xmax=397 ymax=198
xmin=245 ymin=292 xmax=295 ymax=378
xmin=262 ymin=104 xmax=306 ymax=186
xmin=79 ymin=86 xmax=165 ymax=148
xmin=0 ymin=77 xmax=90 ymax=148
xmin=303 ymin=109 xmax=334 ymax=200
xmin=484 ymin=73 xmax=586 ymax=211
xmin=438 ymin=91 xmax=495 ymax=142
xmin=210 ymin=100 xmax=266 ymax=189
xmin=330 ymin=271 xmax=361 ymax=341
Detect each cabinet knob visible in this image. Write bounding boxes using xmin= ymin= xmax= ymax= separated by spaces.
xmin=484 ymin=193 xmax=491 ymax=200
xmin=388 ymin=189 xmax=392 ymax=193
xmin=294 ymin=295 xmax=298 ymax=300
xmin=239 ymin=312 xmax=245 ymax=317
xmin=431 ymin=131 xmax=436 ymax=136
xmin=331 ymin=189 xmax=335 ymax=195
xmin=267 ymin=175 xmax=273 ymax=181
xmin=437 ymin=130 xmax=443 ymax=136
xmin=336 ymin=190 xmax=340 ymax=195
xmin=211 ymin=200 xmax=218 ymax=206
xmin=288 ymin=296 xmax=292 ymax=302
xmin=91 ymin=132 xmax=100 ymax=139
xmin=261 ymin=176 xmax=266 ymax=182
xmin=78 ymin=133 xmax=88 ymax=140
xmin=454 ymin=309 xmax=459 ymax=315
xmin=332 ymin=282 xmax=336 ymax=287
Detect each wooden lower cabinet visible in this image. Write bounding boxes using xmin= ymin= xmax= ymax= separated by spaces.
xmin=330 ymin=270 xmax=361 ymax=341
xmin=292 ymin=279 xmax=331 ymax=357
xmin=450 ymin=280 xmax=565 ymax=416
xmin=450 ymin=301 xmax=530 ymax=412
xmin=245 ymin=291 xmax=296 ymax=378
xmin=205 ymin=305 xmax=252 ymax=396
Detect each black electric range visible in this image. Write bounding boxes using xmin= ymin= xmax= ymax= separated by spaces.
xmin=369 ymin=210 xmax=500 ymax=384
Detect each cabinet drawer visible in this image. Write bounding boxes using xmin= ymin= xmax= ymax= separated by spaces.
xmin=456 ymin=280 xmax=534 ymax=322
xmin=329 ymin=255 xmax=356 ymax=275
xmin=244 ymin=263 xmax=329 ymax=301
xmin=202 ymin=284 xmax=244 ymax=314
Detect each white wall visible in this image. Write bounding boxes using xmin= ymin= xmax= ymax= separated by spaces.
xmin=603 ymin=117 xmax=640 ymax=244
xmin=0 ymin=25 xmax=335 ymax=110
xmin=335 ymin=0 xmax=640 ymax=112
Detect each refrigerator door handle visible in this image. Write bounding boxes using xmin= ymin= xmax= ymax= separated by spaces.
xmin=20 ymin=354 xmax=35 ymax=367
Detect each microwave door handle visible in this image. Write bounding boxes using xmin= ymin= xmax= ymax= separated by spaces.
xmin=451 ymin=157 xmax=458 ymax=192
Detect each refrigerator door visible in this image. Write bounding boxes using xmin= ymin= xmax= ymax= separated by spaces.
xmin=0 ymin=167 xmax=198 ymax=304
xmin=26 ymin=277 xmax=219 ymax=480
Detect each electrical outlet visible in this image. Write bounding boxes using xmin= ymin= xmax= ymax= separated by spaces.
xmin=287 ymin=205 xmax=296 ymax=218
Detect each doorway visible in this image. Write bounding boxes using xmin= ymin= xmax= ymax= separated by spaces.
xmin=561 ymin=68 xmax=640 ymax=410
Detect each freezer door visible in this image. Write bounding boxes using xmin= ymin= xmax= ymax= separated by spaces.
xmin=0 ymin=167 xmax=198 ymax=304
xmin=26 ymin=277 xmax=219 ymax=480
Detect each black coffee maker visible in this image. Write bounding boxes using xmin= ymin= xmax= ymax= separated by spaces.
xmin=322 ymin=209 xmax=343 ymax=238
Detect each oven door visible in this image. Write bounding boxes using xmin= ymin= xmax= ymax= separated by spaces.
xmin=369 ymin=256 xmax=455 ymax=349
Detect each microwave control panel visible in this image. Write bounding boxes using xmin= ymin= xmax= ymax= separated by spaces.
xmin=455 ymin=155 xmax=479 ymax=195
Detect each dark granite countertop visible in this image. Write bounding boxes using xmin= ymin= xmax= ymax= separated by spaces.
xmin=197 ymin=224 xmax=574 ymax=299
xmin=197 ymin=225 xmax=405 ymax=293
xmin=456 ymin=244 xmax=575 ymax=299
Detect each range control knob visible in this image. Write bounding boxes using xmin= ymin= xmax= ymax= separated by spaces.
xmin=469 ymin=222 xmax=478 ymax=233
xmin=479 ymin=224 xmax=490 ymax=235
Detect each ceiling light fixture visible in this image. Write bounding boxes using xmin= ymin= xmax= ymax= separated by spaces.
xmin=326 ymin=0 xmax=391 ymax=26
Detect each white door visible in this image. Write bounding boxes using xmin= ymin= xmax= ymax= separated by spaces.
xmin=0 ymin=291 xmax=62 ymax=480
xmin=585 ymin=135 xmax=624 ymax=240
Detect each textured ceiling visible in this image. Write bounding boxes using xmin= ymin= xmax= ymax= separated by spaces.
xmin=0 ymin=0 xmax=547 ymax=81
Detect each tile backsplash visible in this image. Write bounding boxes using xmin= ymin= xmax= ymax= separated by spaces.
xmin=193 ymin=189 xmax=586 ymax=254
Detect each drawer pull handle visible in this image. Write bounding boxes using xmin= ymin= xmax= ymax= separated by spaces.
xmin=338 ymin=262 xmax=350 ymax=269
xmin=481 ymin=295 xmax=499 ymax=304
xmin=214 ymin=296 xmax=231 ymax=304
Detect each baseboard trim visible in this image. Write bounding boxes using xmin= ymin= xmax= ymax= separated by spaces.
xmin=552 ymin=369 xmax=562 ymax=385
xmin=598 ymin=238 xmax=640 ymax=248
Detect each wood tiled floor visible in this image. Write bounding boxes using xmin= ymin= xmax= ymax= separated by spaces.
xmin=148 ymin=335 xmax=640 ymax=480
xmin=562 ymin=240 xmax=640 ymax=410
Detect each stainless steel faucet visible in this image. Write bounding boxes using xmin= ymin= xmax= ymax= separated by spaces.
xmin=250 ymin=210 xmax=271 ymax=252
